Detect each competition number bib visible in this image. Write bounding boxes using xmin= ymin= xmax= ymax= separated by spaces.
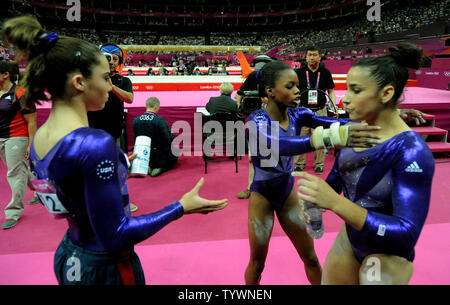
xmin=32 ymin=179 xmax=69 ymax=218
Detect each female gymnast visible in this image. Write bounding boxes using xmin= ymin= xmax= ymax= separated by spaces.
xmin=245 ymin=61 xmax=382 ymax=285
xmin=2 ymin=16 xmax=227 ymax=285
xmin=295 ymin=43 xmax=434 ymax=285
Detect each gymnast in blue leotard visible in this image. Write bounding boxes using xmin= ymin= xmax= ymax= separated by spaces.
xmin=3 ymin=16 xmax=227 ymax=285
xmin=248 ymin=107 xmax=349 ymax=212
xmin=244 ymin=61 xmax=382 ymax=285
xmin=295 ymin=43 xmax=434 ymax=285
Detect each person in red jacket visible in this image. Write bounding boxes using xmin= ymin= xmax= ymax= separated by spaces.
xmin=0 ymin=60 xmax=37 ymax=229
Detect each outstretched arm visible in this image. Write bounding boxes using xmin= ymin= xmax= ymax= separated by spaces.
xmin=82 ymin=135 xmax=227 ymax=252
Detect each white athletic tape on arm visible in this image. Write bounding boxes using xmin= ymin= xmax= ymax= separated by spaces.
xmin=322 ymin=128 xmax=333 ymax=149
xmin=340 ymin=124 xmax=349 ymax=146
xmin=311 ymin=123 xmax=349 ymax=149
xmin=330 ymin=123 xmax=342 ymax=146
xmin=311 ymin=126 xmax=324 ymax=149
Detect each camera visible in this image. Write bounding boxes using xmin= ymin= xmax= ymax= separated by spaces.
xmin=103 ymin=52 xmax=113 ymax=63
xmin=238 ymin=90 xmax=263 ymax=116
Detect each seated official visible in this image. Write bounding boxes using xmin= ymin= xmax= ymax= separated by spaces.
xmin=205 ymin=82 xmax=238 ymax=115
xmin=132 ymin=97 xmax=178 ymax=177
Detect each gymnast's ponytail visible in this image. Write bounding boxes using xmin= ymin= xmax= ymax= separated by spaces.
xmin=352 ymin=42 xmax=425 ymax=107
xmin=1 ymin=16 xmax=102 ymax=109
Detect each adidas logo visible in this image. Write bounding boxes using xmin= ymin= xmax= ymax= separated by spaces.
xmin=405 ymin=161 xmax=423 ymax=173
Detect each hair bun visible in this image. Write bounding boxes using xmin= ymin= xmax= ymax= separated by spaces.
xmin=388 ymin=43 xmax=424 ymax=70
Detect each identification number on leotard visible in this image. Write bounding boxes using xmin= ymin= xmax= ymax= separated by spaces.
xmin=37 ymin=193 xmax=69 ymax=215
xmin=32 ymin=179 xmax=69 ymax=217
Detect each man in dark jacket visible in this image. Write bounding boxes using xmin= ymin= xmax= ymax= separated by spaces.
xmin=132 ymin=97 xmax=178 ymax=177
xmin=205 ymin=82 xmax=238 ymax=115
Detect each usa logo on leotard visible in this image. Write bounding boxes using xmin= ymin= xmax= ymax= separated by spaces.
xmin=96 ymin=160 xmax=115 ymax=180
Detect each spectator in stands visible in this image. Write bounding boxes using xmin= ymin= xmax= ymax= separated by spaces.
xmin=132 ymin=97 xmax=178 ymax=177
xmin=177 ymin=59 xmax=186 ymax=75
xmin=158 ymin=67 xmax=168 ymax=76
xmin=127 ymin=69 xmax=136 ymax=76
xmin=146 ymin=68 xmax=154 ymax=75
xmin=205 ymin=82 xmax=238 ymax=115
xmin=294 ymin=45 xmax=338 ymax=174
xmin=218 ymin=65 xmax=229 ymax=75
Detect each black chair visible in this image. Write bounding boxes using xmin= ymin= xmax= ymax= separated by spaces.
xmin=202 ymin=112 xmax=244 ymax=174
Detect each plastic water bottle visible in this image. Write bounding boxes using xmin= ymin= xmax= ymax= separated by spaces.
xmin=130 ymin=136 xmax=151 ymax=177
xmin=303 ymin=201 xmax=324 ymax=239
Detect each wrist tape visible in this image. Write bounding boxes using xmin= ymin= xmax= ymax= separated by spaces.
xmin=311 ymin=123 xmax=349 ymax=149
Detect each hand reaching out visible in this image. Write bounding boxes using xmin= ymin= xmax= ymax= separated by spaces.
xmin=180 ymin=178 xmax=228 ymax=214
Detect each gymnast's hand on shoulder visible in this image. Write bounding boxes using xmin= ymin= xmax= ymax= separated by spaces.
xmin=399 ymin=108 xmax=426 ymax=125
xmin=179 ymin=177 xmax=228 ymax=214
xmin=345 ymin=122 xmax=382 ymax=148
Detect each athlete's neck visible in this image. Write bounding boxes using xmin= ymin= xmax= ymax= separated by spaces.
xmin=48 ymin=97 xmax=89 ymax=129
xmin=0 ymin=80 xmax=13 ymax=93
xmin=266 ymin=102 xmax=289 ymax=123
xmin=367 ymin=108 xmax=410 ymax=140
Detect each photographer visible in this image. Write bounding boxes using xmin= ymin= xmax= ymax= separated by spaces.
xmin=236 ymin=55 xmax=273 ymax=111
xmin=235 ymin=55 xmax=273 ymax=199
xmin=88 ymin=44 xmax=133 ymax=146
xmin=87 ymin=44 xmax=136 ymax=212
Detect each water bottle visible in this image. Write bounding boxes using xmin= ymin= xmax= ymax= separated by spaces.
xmin=130 ymin=136 xmax=151 ymax=177
xmin=303 ymin=201 xmax=324 ymax=239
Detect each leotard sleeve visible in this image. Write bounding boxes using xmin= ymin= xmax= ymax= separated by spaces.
xmin=247 ymin=110 xmax=313 ymax=157
xmin=360 ymin=136 xmax=435 ymax=251
xmin=80 ymin=133 xmax=184 ymax=252
xmin=291 ymin=107 xmax=350 ymax=131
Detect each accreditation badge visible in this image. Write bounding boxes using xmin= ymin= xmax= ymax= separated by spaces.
xmin=308 ymin=89 xmax=318 ymax=105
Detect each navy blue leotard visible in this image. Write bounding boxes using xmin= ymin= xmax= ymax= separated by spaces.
xmin=326 ymin=131 xmax=435 ymax=262
xmin=29 ymin=127 xmax=184 ymax=253
xmin=248 ymin=107 xmax=349 ymax=212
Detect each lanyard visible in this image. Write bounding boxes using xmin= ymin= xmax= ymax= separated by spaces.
xmin=306 ymin=70 xmax=320 ymax=89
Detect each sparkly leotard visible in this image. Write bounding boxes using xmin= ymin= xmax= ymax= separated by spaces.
xmin=248 ymin=107 xmax=349 ymax=211
xmin=29 ymin=127 xmax=184 ymax=253
xmin=326 ymin=131 xmax=435 ymax=262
